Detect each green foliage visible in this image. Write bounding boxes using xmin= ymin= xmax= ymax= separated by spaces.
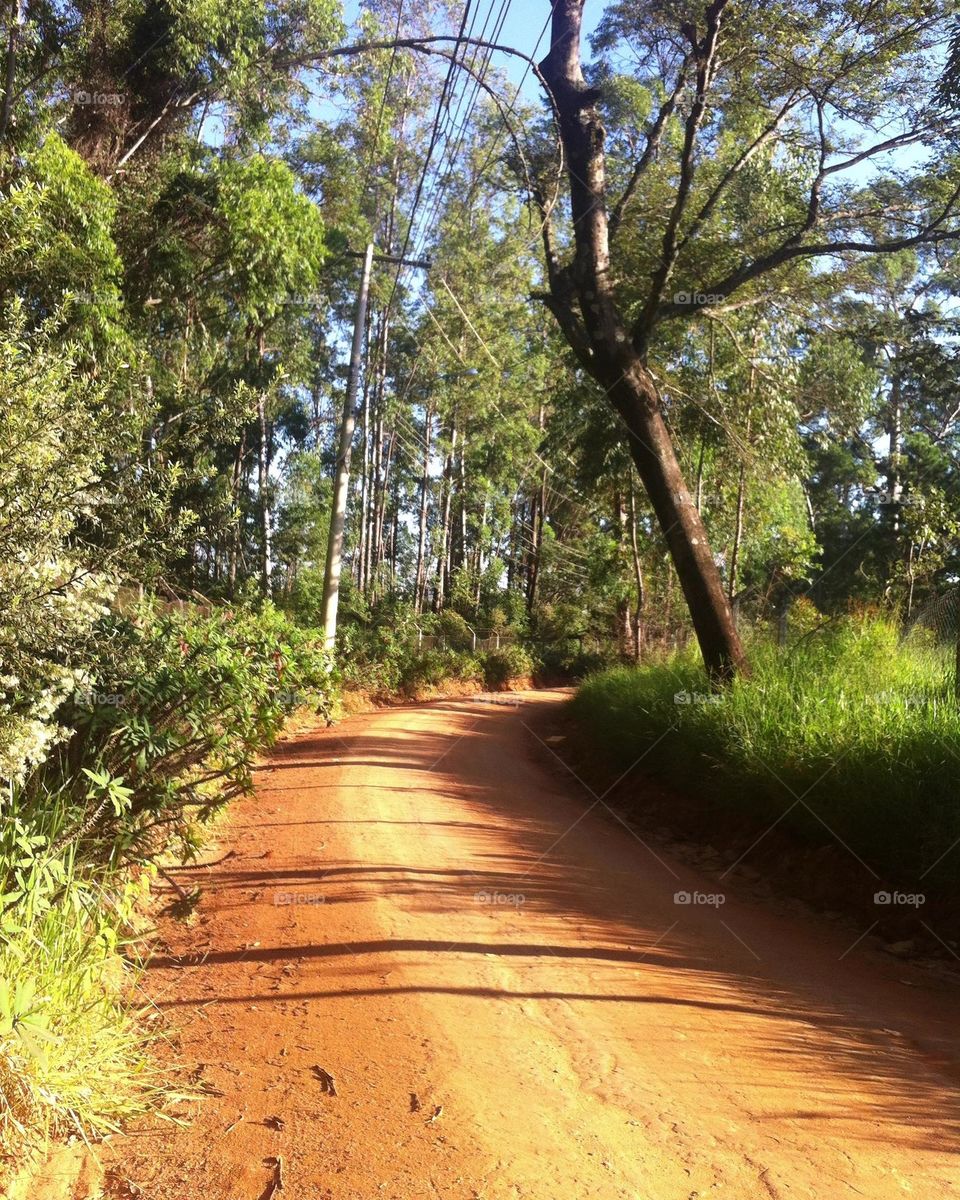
xmin=398 ymin=648 xmax=481 ymax=695
xmin=0 ymin=830 xmax=160 ymax=1148
xmin=479 ymin=645 xmax=534 ymax=690
xmin=0 ymin=309 xmax=120 ymax=786
xmin=0 ymin=134 xmax=124 ymax=349
xmin=0 ymin=601 xmax=334 ymax=1149
xmin=163 ymin=0 xmax=343 ymax=132
xmin=435 ymin=610 xmax=475 ymax=653
xmin=2 ymin=0 xmax=960 ymax=1164
xmin=573 ymin=618 xmax=960 ymax=885
xmin=335 ymin=601 xmax=424 ymax=696
xmin=36 ymin=603 xmax=334 ymax=862
xmin=210 ymin=152 xmax=327 ymax=325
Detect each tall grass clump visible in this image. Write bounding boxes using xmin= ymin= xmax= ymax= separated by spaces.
xmin=572 ymin=616 xmax=960 ymax=886
xmin=0 ymin=821 xmax=161 ymax=1148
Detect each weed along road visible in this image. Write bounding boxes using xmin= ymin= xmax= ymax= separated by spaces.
xmin=105 ymin=692 xmax=960 ymax=1200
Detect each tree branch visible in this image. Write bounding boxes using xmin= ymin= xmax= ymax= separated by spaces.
xmin=657 ymin=180 xmax=960 ymax=324
xmin=608 ymin=59 xmax=691 ymax=241
xmin=673 ymin=87 xmax=806 ymax=256
xmin=633 ymin=0 xmax=731 ymax=345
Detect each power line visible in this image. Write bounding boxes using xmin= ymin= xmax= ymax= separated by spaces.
xmin=368 ymin=0 xmax=406 ymax=168
xmin=409 ymin=0 xmax=511 ymax=256
xmin=465 ymin=2 xmax=553 ymax=204
xmin=406 ymin=0 xmax=499 ymax=249
xmin=397 ymin=0 xmax=515 ymax=306
xmin=383 ymin=0 xmax=474 ymax=319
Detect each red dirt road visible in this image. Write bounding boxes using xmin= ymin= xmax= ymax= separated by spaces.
xmin=104 ymin=691 xmax=960 ymax=1199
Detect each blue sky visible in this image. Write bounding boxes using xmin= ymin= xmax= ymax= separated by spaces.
xmin=340 ymin=1 xmax=603 ymax=101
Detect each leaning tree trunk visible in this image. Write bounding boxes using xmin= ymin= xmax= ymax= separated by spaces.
xmin=538 ymin=0 xmax=747 ymax=682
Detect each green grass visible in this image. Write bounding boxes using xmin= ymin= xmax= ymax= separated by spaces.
xmin=0 ymin=783 xmax=169 ymax=1158
xmin=0 ymin=857 xmax=164 ymax=1153
xmin=572 ymin=618 xmax=960 ymax=888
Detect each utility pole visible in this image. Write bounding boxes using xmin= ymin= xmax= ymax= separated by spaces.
xmin=321 ymin=244 xmax=430 ymax=651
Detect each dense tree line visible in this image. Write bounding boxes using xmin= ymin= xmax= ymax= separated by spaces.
xmin=2 ymin=0 xmax=959 ymax=702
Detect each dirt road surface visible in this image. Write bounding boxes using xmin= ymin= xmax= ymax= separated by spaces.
xmin=104 ymin=691 xmax=960 ymax=1199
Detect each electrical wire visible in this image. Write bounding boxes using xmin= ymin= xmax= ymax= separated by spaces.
xmin=383 ymin=0 xmax=475 ymax=319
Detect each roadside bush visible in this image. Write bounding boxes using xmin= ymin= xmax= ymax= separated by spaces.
xmin=538 ymin=640 xmax=618 ymax=680
xmin=480 ymin=645 xmax=535 ymax=689
xmin=0 ymin=829 xmax=160 ymax=1148
xmin=335 ymin=602 xmax=425 ymax=696
xmin=35 ymin=601 xmax=333 ymax=864
xmin=399 ymin=648 xmax=482 ymax=695
xmin=572 ymin=617 xmax=960 ymax=886
xmin=0 ymin=600 xmax=335 ymax=1155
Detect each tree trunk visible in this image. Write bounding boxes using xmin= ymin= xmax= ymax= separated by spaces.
xmin=256 ymin=330 xmax=274 ymax=598
xmin=887 ymin=369 xmax=903 ymax=533
xmin=228 ymin=433 xmax=245 ymax=596
xmin=357 ymin=359 xmax=371 ymax=593
xmin=374 ymin=428 xmax=395 ymax=587
xmin=322 ymin=243 xmax=374 ymax=649
xmin=369 ymin=334 xmax=387 ymax=586
xmin=414 ymin=403 xmax=433 ymax=613
xmin=884 ymin=364 xmax=905 ymax=605
xmin=390 ymin=482 xmax=400 ymax=585
xmin=474 ymin=497 xmax=487 ymax=610
xmin=0 ymin=0 xmax=23 ymax=142
xmin=527 ymin=404 xmax=548 ymax=612
xmin=433 ymin=419 xmax=457 ymax=610
xmin=539 ymin=0 xmax=747 ymax=682
xmin=695 ymin=431 xmax=706 ymax=513
xmin=257 ymin=393 xmax=273 ymax=596
xmin=729 ymin=457 xmax=747 ymax=603
xmin=455 ymin=426 xmax=467 ymax=574
xmin=628 ymin=473 xmax=645 ymax=660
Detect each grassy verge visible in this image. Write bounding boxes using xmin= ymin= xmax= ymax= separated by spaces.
xmin=572 ymin=618 xmax=960 ymax=895
xmin=0 ymin=842 xmax=162 ymax=1150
